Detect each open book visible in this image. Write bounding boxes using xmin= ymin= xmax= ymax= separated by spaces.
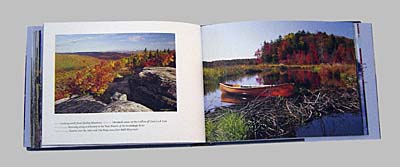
xmin=24 ymin=21 xmax=380 ymax=150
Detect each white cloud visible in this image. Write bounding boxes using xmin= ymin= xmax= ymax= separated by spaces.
xmin=69 ymin=36 xmax=97 ymax=43
xmin=127 ymin=36 xmax=145 ymax=42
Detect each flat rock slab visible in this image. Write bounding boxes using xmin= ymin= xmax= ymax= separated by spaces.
xmin=102 ymin=100 xmax=153 ymax=112
xmin=55 ymin=95 xmax=153 ymax=113
xmin=55 ymin=95 xmax=107 ymax=114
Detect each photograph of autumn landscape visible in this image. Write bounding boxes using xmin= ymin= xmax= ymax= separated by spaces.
xmin=202 ymin=21 xmax=365 ymax=142
xmin=55 ymin=33 xmax=177 ymax=113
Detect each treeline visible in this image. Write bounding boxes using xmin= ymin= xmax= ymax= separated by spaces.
xmin=58 ymin=52 xmax=131 ymax=60
xmin=203 ymin=58 xmax=257 ymax=68
xmin=254 ymin=31 xmax=356 ymax=65
xmin=128 ymin=48 xmax=175 ymax=68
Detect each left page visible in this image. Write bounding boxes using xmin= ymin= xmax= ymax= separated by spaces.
xmin=41 ymin=21 xmax=205 ymax=147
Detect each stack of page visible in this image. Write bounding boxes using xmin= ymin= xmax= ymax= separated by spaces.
xmin=24 ymin=20 xmax=380 ymax=150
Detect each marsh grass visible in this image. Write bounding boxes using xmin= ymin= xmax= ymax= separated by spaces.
xmin=206 ymin=110 xmax=248 ymax=142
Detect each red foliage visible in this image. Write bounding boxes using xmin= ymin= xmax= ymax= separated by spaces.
xmin=66 ymin=61 xmax=116 ymax=96
xmin=255 ymin=31 xmax=355 ymax=65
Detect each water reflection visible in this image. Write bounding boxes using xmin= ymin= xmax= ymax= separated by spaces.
xmin=221 ymin=93 xmax=253 ymax=104
xmin=205 ymin=75 xmax=259 ymax=111
xmin=204 ymin=68 xmax=355 ymax=111
xmin=256 ymin=69 xmax=348 ymax=90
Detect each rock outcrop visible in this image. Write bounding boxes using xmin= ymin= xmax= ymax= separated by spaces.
xmin=102 ymin=101 xmax=153 ymax=112
xmin=55 ymin=92 xmax=153 ymax=113
xmin=55 ymin=67 xmax=177 ymax=113
xmin=55 ymin=95 xmax=107 ymax=114
xmin=128 ymin=67 xmax=177 ymax=111
xmin=97 ymin=75 xmax=132 ymax=104
xmin=102 ymin=92 xmax=152 ymax=112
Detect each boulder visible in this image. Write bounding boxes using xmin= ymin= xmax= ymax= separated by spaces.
xmin=110 ymin=92 xmax=128 ymax=102
xmin=102 ymin=100 xmax=153 ymax=112
xmin=97 ymin=75 xmax=132 ymax=104
xmin=128 ymin=67 xmax=177 ymax=111
xmin=55 ymin=93 xmax=153 ymax=113
xmin=55 ymin=95 xmax=107 ymax=114
xmin=55 ymin=97 xmax=70 ymax=105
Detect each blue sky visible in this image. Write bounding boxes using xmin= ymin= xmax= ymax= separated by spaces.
xmin=56 ymin=33 xmax=175 ymax=53
xmin=202 ymin=21 xmax=355 ymax=61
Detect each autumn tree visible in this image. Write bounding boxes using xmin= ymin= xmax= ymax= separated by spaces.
xmin=255 ymin=31 xmax=356 ymax=65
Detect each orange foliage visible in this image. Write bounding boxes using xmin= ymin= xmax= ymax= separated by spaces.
xmin=55 ymin=50 xmax=176 ymax=101
xmin=68 ymin=61 xmax=116 ymax=96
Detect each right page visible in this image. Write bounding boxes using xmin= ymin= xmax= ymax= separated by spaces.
xmin=201 ymin=21 xmax=380 ymax=143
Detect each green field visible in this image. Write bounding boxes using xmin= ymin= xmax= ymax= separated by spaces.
xmin=55 ymin=54 xmax=101 ymax=72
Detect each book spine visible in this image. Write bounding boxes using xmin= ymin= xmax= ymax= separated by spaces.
xmin=24 ymin=26 xmax=43 ymax=149
xmin=356 ymin=23 xmax=381 ymax=139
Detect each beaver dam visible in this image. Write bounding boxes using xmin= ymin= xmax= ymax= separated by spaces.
xmin=205 ymin=87 xmax=362 ymax=142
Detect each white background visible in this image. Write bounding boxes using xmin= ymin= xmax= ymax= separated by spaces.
xmin=0 ymin=0 xmax=397 ymax=166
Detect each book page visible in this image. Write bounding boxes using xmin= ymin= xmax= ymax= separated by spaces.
xmin=201 ymin=21 xmax=379 ymax=143
xmin=41 ymin=21 xmax=205 ymax=146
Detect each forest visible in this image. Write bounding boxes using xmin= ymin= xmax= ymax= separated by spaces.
xmin=254 ymin=31 xmax=356 ymax=65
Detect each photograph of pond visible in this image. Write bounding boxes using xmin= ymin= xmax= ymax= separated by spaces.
xmin=202 ymin=21 xmax=366 ymax=142
xmin=54 ymin=33 xmax=177 ymax=113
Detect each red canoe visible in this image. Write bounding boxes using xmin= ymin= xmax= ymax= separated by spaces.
xmin=219 ymin=83 xmax=294 ymax=97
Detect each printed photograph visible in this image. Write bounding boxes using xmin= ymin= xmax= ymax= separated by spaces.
xmin=202 ymin=21 xmax=366 ymax=142
xmin=55 ymin=33 xmax=177 ymax=113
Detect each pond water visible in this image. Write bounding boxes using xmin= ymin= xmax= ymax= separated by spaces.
xmin=204 ymin=69 xmax=350 ymax=111
xmin=204 ymin=68 xmax=364 ymax=137
xmin=295 ymin=112 xmax=364 ymax=137
xmin=204 ymin=75 xmax=260 ymax=111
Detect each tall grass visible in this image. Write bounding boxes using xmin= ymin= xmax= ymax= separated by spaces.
xmin=206 ymin=110 xmax=248 ymax=142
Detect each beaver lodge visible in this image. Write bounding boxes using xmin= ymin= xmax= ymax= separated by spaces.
xmin=205 ymin=87 xmax=361 ymax=142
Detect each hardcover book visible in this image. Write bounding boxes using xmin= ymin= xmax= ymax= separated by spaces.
xmin=24 ymin=20 xmax=380 ymax=150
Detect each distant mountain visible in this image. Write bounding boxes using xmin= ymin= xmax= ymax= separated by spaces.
xmin=56 ymin=52 xmax=133 ymax=60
